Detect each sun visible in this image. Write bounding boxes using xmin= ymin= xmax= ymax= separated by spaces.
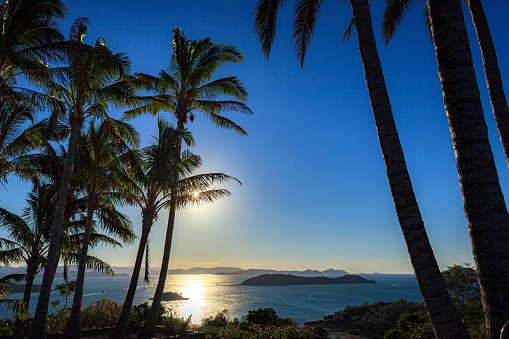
xmin=192 ymin=191 xmax=200 ymax=199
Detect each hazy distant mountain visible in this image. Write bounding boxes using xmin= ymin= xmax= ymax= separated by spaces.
xmin=168 ymin=267 xmax=243 ymax=275
xmin=217 ymin=268 xmax=348 ymax=277
xmin=1 ymin=266 xmax=347 ymax=278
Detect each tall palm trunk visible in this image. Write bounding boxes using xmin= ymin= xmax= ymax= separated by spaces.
xmin=350 ymin=0 xmax=469 ymax=337
xmin=427 ymin=0 xmax=509 ymax=337
xmin=138 ymin=202 xmax=177 ymax=339
xmin=140 ymin=125 xmax=183 ymax=338
xmin=110 ymin=216 xmax=152 ymax=339
xmin=28 ymin=121 xmax=81 ymax=339
xmin=468 ymin=0 xmax=509 ymax=167
xmin=64 ymin=196 xmax=96 ymax=339
xmin=14 ymin=260 xmax=37 ymax=336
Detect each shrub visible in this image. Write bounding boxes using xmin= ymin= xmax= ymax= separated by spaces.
xmin=80 ymin=298 xmax=122 ymax=329
xmin=245 ymin=308 xmax=279 ymax=326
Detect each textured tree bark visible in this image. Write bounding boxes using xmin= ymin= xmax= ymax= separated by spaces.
xmin=110 ymin=216 xmax=151 ymax=339
xmin=350 ymin=0 xmax=470 ymax=337
xmin=468 ymin=0 xmax=509 ymax=168
xmin=14 ymin=260 xmax=37 ymax=336
xmin=138 ymin=203 xmax=177 ymax=339
xmin=28 ymin=121 xmax=81 ymax=339
xmin=139 ymin=122 xmax=183 ymax=339
xmin=64 ymin=197 xmax=96 ymax=339
xmin=427 ymin=0 xmax=509 ymax=337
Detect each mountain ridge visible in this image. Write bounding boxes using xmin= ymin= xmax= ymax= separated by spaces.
xmin=0 ymin=266 xmax=348 ymax=277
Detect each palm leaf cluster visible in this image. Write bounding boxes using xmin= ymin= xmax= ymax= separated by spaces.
xmin=0 ymin=2 xmax=247 ymax=339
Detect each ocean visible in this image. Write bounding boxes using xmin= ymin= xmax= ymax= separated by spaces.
xmin=1 ymin=274 xmax=423 ymax=324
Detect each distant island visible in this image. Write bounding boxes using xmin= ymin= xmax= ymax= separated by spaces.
xmin=149 ymin=291 xmax=188 ymax=301
xmin=241 ymin=274 xmax=375 ymax=286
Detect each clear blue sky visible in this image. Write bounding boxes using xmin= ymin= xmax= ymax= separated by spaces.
xmin=2 ymin=0 xmax=509 ymax=274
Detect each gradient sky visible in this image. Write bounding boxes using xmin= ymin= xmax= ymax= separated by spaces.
xmin=2 ymin=0 xmax=509 ymax=274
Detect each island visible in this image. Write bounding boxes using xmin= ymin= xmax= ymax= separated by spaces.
xmin=240 ymin=274 xmax=375 ymax=286
xmin=149 ymin=291 xmax=189 ymax=301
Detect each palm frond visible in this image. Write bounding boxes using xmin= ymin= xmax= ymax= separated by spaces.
xmin=254 ymin=0 xmax=287 ymax=59
xmin=382 ymin=0 xmax=415 ymax=45
xmin=293 ymin=0 xmax=323 ymax=66
xmin=343 ymin=18 xmax=355 ymax=43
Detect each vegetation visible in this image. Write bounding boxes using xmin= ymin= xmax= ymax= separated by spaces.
xmin=314 ymin=264 xmax=487 ymax=339
xmin=0 ymin=0 xmax=508 ymax=337
xmin=383 ymin=0 xmax=509 ymax=336
xmin=122 ymin=27 xmax=250 ymax=339
xmin=254 ymin=0 xmax=467 ymax=336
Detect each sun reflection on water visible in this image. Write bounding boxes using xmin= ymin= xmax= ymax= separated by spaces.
xmin=172 ymin=278 xmax=206 ymax=322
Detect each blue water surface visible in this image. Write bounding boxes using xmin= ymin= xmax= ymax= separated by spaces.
xmin=1 ymin=274 xmax=422 ymax=324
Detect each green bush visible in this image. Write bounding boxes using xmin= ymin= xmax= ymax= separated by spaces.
xmin=197 ymin=309 xmax=329 ymax=339
xmin=321 ymin=300 xmax=425 ymax=338
xmin=80 ymin=298 xmax=122 ymax=329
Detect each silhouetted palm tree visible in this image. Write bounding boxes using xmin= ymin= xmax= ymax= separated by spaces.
xmin=254 ymin=0 xmax=468 ymax=337
xmin=64 ymin=118 xmax=138 ymax=338
xmin=0 ymin=0 xmax=66 ymax=106
xmin=29 ymin=18 xmax=132 ymax=338
xmin=111 ymin=120 xmax=240 ymax=339
xmin=383 ymin=0 xmax=509 ymax=170
xmin=126 ymin=28 xmax=250 ymax=338
xmin=0 ymin=179 xmax=120 ymax=335
xmin=383 ymin=1 xmax=509 ymax=336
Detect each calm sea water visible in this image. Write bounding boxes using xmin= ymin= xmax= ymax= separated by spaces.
xmin=1 ymin=274 xmax=422 ymax=324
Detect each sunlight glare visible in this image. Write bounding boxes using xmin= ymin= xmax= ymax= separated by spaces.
xmin=179 ymin=278 xmax=206 ymax=321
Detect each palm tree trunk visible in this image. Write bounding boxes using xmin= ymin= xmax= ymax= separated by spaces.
xmin=138 ymin=203 xmax=176 ymax=339
xmin=427 ymin=0 xmax=509 ymax=337
xmin=468 ymin=0 xmax=509 ymax=167
xmin=110 ymin=217 xmax=151 ymax=339
xmin=350 ymin=0 xmax=470 ymax=337
xmin=28 ymin=121 xmax=81 ymax=339
xmin=14 ymin=261 xmax=37 ymax=336
xmin=64 ymin=197 xmax=96 ymax=339
xmin=139 ymin=120 xmax=184 ymax=339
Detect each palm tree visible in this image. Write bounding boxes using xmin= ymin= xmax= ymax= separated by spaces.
xmin=64 ymin=118 xmax=138 ymax=338
xmin=383 ymin=1 xmax=509 ymax=336
xmin=29 ymin=18 xmax=132 ymax=338
xmin=0 ymin=179 xmax=121 ymax=335
xmin=0 ymin=273 xmax=27 ymax=316
xmin=139 ymin=129 xmax=240 ymax=338
xmin=254 ymin=0 xmax=469 ymax=337
xmin=0 ymin=0 xmax=66 ymax=106
xmin=0 ymin=103 xmax=38 ymax=184
xmin=384 ymin=0 xmax=509 ymax=171
xmin=123 ymin=28 xmax=250 ymax=338
xmin=465 ymin=0 xmax=509 ymax=168
xmin=0 ymin=102 xmax=66 ymax=185
xmin=110 ymin=120 xmax=240 ymax=339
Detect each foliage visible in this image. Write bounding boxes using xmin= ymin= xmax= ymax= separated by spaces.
xmin=442 ymin=263 xmax=483 ymax=325
xmin=80 ymin=298 xmax=123 ymax=329
xmin=321 ymin=300 xmax=425 ymax=338
xmin=197 ymin=308 xmax=328 ymax=339
xmin=127 ymin=301 xmax=169 ymax=329
xmin=46 ymin=301 xmax=70 ymax=334
xmin=159 ymin=313 xmax=193 ymax=337
xmin=442 ymin=263 xmax=486 ymax=338
xmin=53 ymin=279 xmax=76 ymax=308
xmin=383 ymin=310 xmax=435 ymax=339
xmin=0 ymin=319 xmax=14 ymax=335
xmin=246 ymin=307 xmax=279 ymax=326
